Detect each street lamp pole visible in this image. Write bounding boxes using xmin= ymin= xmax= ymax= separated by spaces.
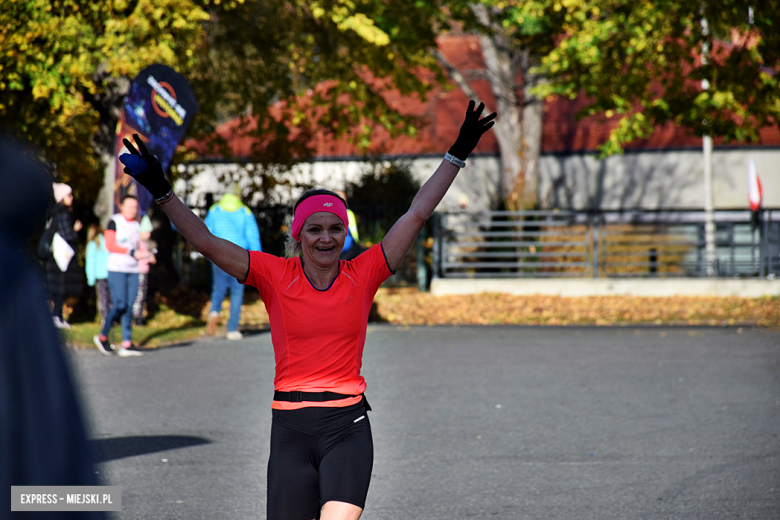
xmin=703 ymin=133 xmax=715 ymax=275
xmin=701 ymin=11 xmax=716 ymax=276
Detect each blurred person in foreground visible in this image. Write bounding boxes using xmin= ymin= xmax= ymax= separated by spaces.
xmin=120 ymin=101 xmax=495 ymax=520
xmin=204 ymin=182 xmax=261 ymax=340
xmin=42 ymin=182 xmax=83 ymax=329
xmin=92 ymin=195 xmax=149 ymax=357
xmin=0 ymin=137 xmax=105 ymax=520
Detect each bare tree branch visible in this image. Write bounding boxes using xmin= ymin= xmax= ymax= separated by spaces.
xmin=461 ymin=69 xmax=490 ymax=81
xmin=431 ymin=48 xmax=486 ymax=106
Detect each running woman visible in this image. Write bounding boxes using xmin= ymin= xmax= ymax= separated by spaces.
xmin=119 ymin=101 xmax=495 ymax=520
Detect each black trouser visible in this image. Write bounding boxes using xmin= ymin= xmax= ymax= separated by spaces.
xmin=267 ymin=399 xmax=373 ymax=520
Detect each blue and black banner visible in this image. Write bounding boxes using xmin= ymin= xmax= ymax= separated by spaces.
xmin=113 ymin=64 xmax=198 ymax=213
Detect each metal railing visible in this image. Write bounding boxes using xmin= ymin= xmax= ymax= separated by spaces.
xmin=432 ymin=209 xmax=780 ymax=279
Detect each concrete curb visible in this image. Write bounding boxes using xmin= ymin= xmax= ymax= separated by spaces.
xmin=430 ymin=278 xmax=780 ymax=298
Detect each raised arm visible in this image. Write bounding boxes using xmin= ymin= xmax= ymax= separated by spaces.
xmin=382 ymin=101 xmax=496 ymax=271
xmin=119 ymin=135 xmax=249 ymax=280
xmin=158 ymin=195 xmax=248 ymax=279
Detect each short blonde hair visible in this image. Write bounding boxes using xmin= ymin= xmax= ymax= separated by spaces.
xmin=284 ymin=215 xmax=301 ymax=257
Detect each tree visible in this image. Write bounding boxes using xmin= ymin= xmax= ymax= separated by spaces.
xmin=181 ymin=0 xmax=449 ymax=202
xmin=2 ymin=0 xmax=455 ymax=210
xmin=0 ymin=0 xmax=208 ymax=203
xmin=527 ymin=0 xmax=780 ymax=156
xmin=435 ymin=1 xmax=567 ymax=210
xmin=346 ymin=157 xmax=420 ymax=242
xmin=434 ymin=1 xmax=780 ymax=208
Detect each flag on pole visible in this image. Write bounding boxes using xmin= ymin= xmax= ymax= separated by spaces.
xmin=748 ymin=159 xmax=762 ymax=212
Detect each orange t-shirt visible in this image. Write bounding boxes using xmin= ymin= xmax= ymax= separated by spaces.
xmin=243 ymin=243 xmax=394 ymax=410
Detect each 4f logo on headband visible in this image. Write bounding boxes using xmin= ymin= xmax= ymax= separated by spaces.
xmin=323 ymin=202 xmax=333 ymax=207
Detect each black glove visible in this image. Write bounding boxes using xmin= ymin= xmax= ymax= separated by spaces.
xmin=119 ymin=134 xmax=172 ymax=200
xmin=448 ymin=100 xmax=497 ymax=161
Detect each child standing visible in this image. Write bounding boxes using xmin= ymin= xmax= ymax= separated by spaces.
xmin=132 ymin=214 xmax=156 ymax=325
xmin=85 ymin=224 xmax=111 ymax=328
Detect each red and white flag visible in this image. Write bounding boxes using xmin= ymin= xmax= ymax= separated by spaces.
xmin=748 ymin=159 xmax=762 ymax=212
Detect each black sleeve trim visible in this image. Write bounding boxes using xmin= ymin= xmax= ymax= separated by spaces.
xmin=379 ymin=241 xmax=396 ymax=275
xmin=106 ymin=220 xmax=116 ymax=231
xmin=237 ymin=249 xmax=251 ymax=284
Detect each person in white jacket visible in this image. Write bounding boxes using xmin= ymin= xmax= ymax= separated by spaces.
xmin=92 ymin=195 xmax=151 ymax=357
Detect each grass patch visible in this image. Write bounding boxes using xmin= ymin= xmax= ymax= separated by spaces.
xmin=64 ymin=303 xmax=206 ymax=350
xmin=64 ymin=321 xmax=205 ymax=350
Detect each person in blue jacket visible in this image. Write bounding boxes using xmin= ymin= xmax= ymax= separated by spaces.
xmin=204 ymin=183 xmax=262 ymax=340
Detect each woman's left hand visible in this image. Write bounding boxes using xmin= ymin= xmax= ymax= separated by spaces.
xmin=73 ymin=220 xmax=83 ymax=232
xmin=447 ymin=100 xmax=497 ymax=161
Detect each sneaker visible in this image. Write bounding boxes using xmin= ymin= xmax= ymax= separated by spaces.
xmin=93 ymin=334 xmax=115 ymax=356
xmin=206 ymin=311 xmax=219 ymax=336
xmin=226 ymin=330 xmax=243 ymax=341
xmin=117 ymin=345 xmax=144 ymax=357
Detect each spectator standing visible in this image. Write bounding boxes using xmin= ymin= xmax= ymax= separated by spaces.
xmin=132 ymin=214 xmax=156 ymax=325
xmin=204 ymin=183 xmax=261 ymax=340
xmin=45 ymin=183 xmax=83 ymax=329
xmin=85 ymin=224 xmax=111 ymax=328
xmin=93 ymin=195 xmax=146 ymax=357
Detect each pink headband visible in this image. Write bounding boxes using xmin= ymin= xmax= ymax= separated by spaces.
xmin=291 ymin=194 xmax=348 ymax=241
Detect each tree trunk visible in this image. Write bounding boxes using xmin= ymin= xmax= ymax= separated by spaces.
xmin=520 ymin=49 xmax=542 ymax=208
xmin=436 ymin=5 xmax=543 ymax=211
xmin=479 ymin=34 xmax=524 ymax=210
xmin=470 ymin=3 xmax=525 ymax=210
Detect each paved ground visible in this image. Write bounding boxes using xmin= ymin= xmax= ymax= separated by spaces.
xmin=71 ymin=325 xmax=780 ymax=520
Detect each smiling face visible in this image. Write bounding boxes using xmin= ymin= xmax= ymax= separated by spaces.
xmin=299 ymin=212 xmax=346 ymax=268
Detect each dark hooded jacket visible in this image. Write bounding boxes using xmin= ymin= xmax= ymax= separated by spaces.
xmin=0 ymin=138 xmax=105 ymax=519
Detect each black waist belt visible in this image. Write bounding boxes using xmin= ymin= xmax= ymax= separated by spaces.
xmin=273 ymin=391 xmax=360 ymax=403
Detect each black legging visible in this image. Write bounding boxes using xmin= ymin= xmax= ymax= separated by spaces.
xmin=267 ymin=399 xmax=373 ymax=519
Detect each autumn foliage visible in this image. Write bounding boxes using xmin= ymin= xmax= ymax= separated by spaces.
xmin=231 ymin=288 xmax=779 ymax=329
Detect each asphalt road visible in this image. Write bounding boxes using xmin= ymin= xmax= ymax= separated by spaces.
xmin=71 ymin=325 xmax=780 ymax=520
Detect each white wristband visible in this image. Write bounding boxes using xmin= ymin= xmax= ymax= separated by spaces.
xmin=444 ymin=152 xmax=466 ymax=168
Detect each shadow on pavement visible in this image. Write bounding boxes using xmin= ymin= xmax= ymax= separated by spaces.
xmin=92 ymin=435 xmax=211 ymax=462
xmin=137 ymin=321 xmax=203 ymax=346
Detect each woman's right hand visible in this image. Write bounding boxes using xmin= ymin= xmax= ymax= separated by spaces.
xmin=120 ymin=134 xmax=172 ymax=200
